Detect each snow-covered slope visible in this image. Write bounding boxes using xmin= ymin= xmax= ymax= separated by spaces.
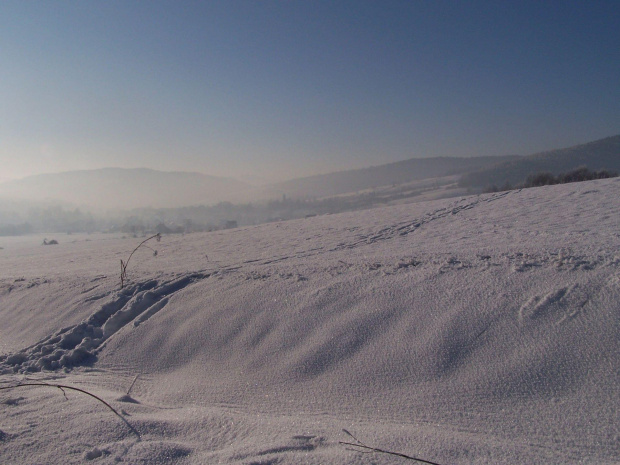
xmin=1 ymin=178 xmax=619 ymax=464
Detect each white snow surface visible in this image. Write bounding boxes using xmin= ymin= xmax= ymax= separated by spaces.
xmin=1 ymin=179 xmax=619 ymax=464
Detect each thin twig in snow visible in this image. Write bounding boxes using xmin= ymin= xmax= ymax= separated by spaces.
xmin=0 ymin=382 xmax=141 ymax=440
xmin=340 ymin=429 xmax=443 ymax=464
xmin=126 ymin=374 xmax=139 ymax=396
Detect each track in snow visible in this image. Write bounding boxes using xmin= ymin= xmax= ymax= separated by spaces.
xmin=0 ymin=272 xmax=209 ymax=373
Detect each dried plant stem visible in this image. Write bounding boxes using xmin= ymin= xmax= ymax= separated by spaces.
xmin=340 ymin=429 xmax=443 ymax=464
xmin=126 ymin=374 xmax=139 ymax=396
xmin=0 ymin=382 xmax=141 ymax=440
xmin=120 ymin=233 xmax=161 ymax=288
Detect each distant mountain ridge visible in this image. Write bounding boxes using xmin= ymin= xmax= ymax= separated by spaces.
xmin=460 ymin=135 xmax=620 ymax=189
xmin=0 ymin=168 xmax=254 ymax=210
xmin=267 ymin=155 xmax=521 ymax=199
xmin=1 ymin=134 xmax=618 ymax=210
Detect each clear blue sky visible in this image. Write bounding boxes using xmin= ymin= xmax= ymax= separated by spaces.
xmin=1 ymin=0 xmax=619 ymax=183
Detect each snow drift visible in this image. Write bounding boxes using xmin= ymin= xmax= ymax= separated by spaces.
xmin=1 ymin=178 xmax=619 ymax=464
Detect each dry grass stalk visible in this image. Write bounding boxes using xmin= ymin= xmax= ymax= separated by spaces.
xmin=120 ymin=233 xmax=161 ymax=288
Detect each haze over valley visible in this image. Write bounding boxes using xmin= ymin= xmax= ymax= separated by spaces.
xmin=0 ymin=135 xmax=618 ymax=236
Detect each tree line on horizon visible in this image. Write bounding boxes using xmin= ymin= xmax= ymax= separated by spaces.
xmin=482 ymin=166 xmax=618 ymax=193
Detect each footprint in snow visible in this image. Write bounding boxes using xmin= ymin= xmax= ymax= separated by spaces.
xmin=0 ymin=273 xmax=208 ymax=373
xmin=518 ymin=284 xmax=591 ymax=326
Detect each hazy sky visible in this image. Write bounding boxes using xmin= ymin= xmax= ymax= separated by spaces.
xmin=1 ymin=1 xmax=619 ymax=183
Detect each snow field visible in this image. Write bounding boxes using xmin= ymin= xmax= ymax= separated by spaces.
xmin=1 ymin=178 xmax=619 ymax=464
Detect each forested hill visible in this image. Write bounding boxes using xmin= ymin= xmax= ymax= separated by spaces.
xmin=459 ymin=135 xmax=620 ymax=189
